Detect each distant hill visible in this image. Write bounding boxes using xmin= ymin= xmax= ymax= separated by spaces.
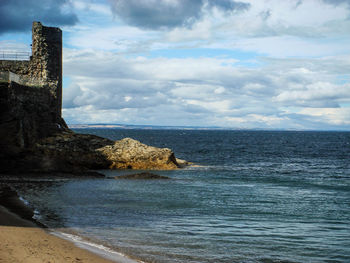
xmin=68 ymin=123 xmax=227 ymax=130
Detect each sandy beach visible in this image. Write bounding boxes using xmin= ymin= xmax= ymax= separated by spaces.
xmin=0 ymin=187 xmax=118 ymax=263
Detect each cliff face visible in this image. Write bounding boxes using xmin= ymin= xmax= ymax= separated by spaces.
xmin=0 ymin=81 xmax=68 ymax=152
xmin=0 ymin=80 xmax=69 ymax=173
xmin=0 ymin=80 xmax=182 ymax=174
xmin=0 ymin=78 xmax=183 ymax=173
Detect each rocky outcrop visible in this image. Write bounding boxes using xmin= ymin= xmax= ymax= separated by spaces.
xmin=31 ymin=133 xmax=181 ymax=172
xmin=0 ymin=81 xmax=186 ymax=174
xmin=0 ymin=186 xmax=35 ymax=223
xmin=114 ymin=172 xmax=170 ymax=180
xmin=99 ymin=138 xmax=179 ymax=170
xmin=31 ymin=132 xmax=112 ymax=172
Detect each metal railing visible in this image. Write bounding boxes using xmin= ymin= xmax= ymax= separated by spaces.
xmin=0 ymin=51 xmax=31 ymax=61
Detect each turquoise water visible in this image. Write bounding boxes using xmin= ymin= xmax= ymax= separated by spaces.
xmin=17 ymin=130 xmax=350 ymax=263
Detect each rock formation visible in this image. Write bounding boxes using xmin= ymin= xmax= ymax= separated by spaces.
xmin=44 ymin=135 xmax=180 ymax=170
xmin=33 ymin=134 xmax=180 ymax=172
xmin=0 ymin=186 xmax=35 ymax=222
xmin=99 ymin=138 xmax=178 ymax=170
xmin=0 ymin=22 xmax=188 ymax=175
xmin=114 ymin=172 xmax=170 ymax=180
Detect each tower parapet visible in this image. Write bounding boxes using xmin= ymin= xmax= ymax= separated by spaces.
xmin=30 ymin=22 xmax=62 ymax=115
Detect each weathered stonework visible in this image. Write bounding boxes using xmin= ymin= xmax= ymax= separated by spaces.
xmin=0 ymin=61 xmax=30 ymax=76
xmin=0 ymin=22 xmax=189 ymax=175
xmin=30 ymin=22 xmax=62 ymax=115
xmin=0 ymin=21 xmax=62 ymax=116
xmin=0 ymin=81 xmax=68 ymax=153
xmin=0 ymin=22 xmax=67 ymax=154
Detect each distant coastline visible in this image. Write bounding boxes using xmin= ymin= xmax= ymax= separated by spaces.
xmin=68 ymin=123 xmax=350 ymax=132
xmin=68 ymin=123 xmax=224 ymax=130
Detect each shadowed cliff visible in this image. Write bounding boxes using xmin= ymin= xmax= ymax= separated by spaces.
xmin=0 ymin=81 xmax=184 ymax=174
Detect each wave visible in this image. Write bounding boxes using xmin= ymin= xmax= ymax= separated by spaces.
xmin=51 ymin=231 xmax=145 ymax=263
xmin=18 ymin=192 xmax=144 ymax=263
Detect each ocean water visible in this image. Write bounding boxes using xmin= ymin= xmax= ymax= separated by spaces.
xmin=15 ymin=130 xmax=350 ymax=263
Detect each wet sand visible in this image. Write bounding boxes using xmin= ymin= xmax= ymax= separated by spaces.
xmin=0 ymin=184 xmax=119 ymax=263
xmin=0 ymin=205 xmax=118 ymax=263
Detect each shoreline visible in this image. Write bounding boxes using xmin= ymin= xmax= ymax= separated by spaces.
xmin=0 ymin=185 xmax=140 ymax=263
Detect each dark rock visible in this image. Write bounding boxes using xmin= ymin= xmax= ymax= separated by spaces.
xmin=0 ymin=82 xmax=68 ymax=152
xmin=34 ymin=132 xmax=113 ymax=171
xmin=114 ymin=172 xmax=170 ymax=180
xmin=0 ymin=186 xmax=34 ymax=222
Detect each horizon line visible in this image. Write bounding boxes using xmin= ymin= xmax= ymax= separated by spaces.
xmin=68 ymin=123 xmax=350 ymax=132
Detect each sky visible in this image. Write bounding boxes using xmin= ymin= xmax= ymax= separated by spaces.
xmin=0 ymin=0 xmax=350 ymax=130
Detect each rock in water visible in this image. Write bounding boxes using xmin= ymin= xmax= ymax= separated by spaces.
xmin=34 ymin=132 xmax=114 ymax=171
xmin=34 ymin=135 xmax=181 ymax=171
xmin=114 ymin=172 xmax=170 ymax=180
xmin=99 ymin=138 xmax=179 ymax=170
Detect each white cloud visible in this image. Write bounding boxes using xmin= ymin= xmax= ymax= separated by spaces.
xmin=299 ymin=108 xmax=350 ymax=125
xmin=67 ymin=26 xmax=159 ymax=51
xmin=170 ymin=0 xmax=350 ymax=57
xmin=233 ymin=36 xmax=350 ymax=57
xmin=56 ymin=0 xmax=350 ymax=130
xmin=216 ymin=0 xmax=349 ymax=38
xmin=0 ymin=40 xmax=30 ymax=52
xmin=274 ymin=82 xmax=350 ymax=107
xmin=73 ymin=0 xmax=112 ymax=16
xmin=54 ymin=0 xmax=350 ymax=64
xmin=62 ymin=47 xmax=350 ymax=129
xmin=166 ymin=19 xmax=212 ymax=42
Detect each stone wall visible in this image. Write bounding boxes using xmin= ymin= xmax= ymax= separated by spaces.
xmin=0 ymin=22 xmax=67 ymax=156
xmin=0 ymin=21 xmax=62 ymax=116
xmin=0 ymin=60 xmax=30 ymax=76
xmin=0 ymin=81 xmax=68 ymax=153
xmin=30 ymin=21 xmax=62 ymax=114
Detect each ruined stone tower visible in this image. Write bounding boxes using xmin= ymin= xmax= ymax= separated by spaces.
xmin=31 ymin=21 xmax=62 ymax=115
xmin=0 ymin=22 xmax=68 ymax=151
xmin=0 ymin=21 xmax=63 ymax=116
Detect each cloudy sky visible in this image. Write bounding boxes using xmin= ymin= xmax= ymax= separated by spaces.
xmin=1 ymin=0 xmax=350 ymax=130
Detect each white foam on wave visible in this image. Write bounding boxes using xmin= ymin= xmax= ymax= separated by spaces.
xmin=18 ymin=195 xmax=42 ymax=220
xmin=32 ymin=208 xmax=42 ymax=221
xmin=18 ymin=196 xmax=30 ymax=206
xmin=51 ymin=231 xmax=145 ymax=263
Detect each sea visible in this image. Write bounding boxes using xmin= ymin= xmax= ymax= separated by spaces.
xmin=11 ymin=129 xmax=350 ymax=263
